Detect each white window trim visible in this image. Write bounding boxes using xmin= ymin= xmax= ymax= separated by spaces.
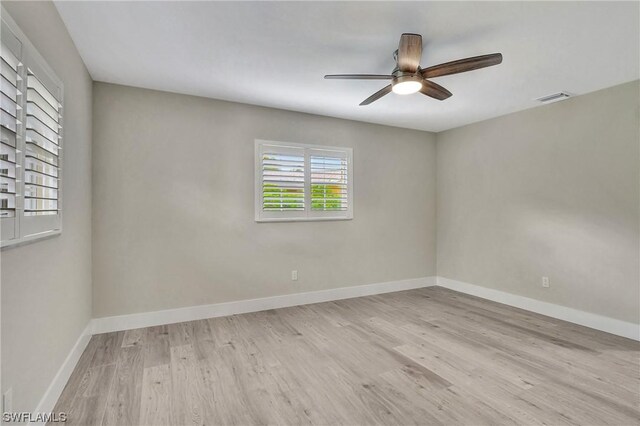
xmin=1 ymin=7 xmax=64 ymax=248
xmin=254 ymin=139 xmax=353 ymax=223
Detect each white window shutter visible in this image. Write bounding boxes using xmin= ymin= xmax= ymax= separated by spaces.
xmin=310 ymin=150 xmax=349 ymax=213
xmin=1 ymin=10 xmax=63 ymax=247
xmin=256 ymin=142 xmax=307 ymax=221
xmin=0 ymin=25 xmax=22 ymax=241
xmin=262 ymin=152 xmax=305 ymax=212
xmin=255 ymin=140 xmax=352 ymax=222
xmin=24 ymin=70 xmax=61 ymax=216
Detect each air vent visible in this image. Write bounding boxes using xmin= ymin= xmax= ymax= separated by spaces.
xmin=536 ymin=92 xmax=571 ymax=104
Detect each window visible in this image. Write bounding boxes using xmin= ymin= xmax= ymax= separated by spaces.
xmin=1 ymin=11 xmax=63 ymax=247
xmin=255 ymin=140 xmax=353 ymax=222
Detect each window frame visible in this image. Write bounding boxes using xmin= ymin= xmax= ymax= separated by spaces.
xmin=1 ymin=8 xmax=64 ymax=248
xmin=254 ymin=139 xmax=353 ymax=223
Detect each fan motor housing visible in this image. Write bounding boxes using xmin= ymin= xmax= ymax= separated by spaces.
xmin=392 ymin=71 xmax=422 ymax=84
xmin=392 ymin=72 xmax=422 ymax=86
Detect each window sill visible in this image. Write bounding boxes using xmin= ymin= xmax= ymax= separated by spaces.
xmin=1 ymin=228 xmax=61 ymax=249
xmin=255 ymin=216 xmax=353 ymax=223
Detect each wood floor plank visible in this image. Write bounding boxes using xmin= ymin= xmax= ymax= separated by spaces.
xmin=51 ymin=287 xmax=640 ymax=425
xmin=142 ymin=325 xmax=171 ymax=369
xmin=90 ymin=332 xmax=125 ymax=366
xmin=63 ymin=363 xmax=117 ymax=426
xmin=169 ymin=344 xmax=206 ymax=426
xmin=102 ymin=346 xmax=144 ymax=426
xmin=139 ymin=364 xmax=172 ymax=426
xmin=191 ymin=318 xmax=222 ymax=362
xmin=121 ymin=328 xmax=145 ymax=348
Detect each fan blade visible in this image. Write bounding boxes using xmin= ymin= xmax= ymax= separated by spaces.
xmin=359 ymin=85 xmax=392 ymax=106
xmin=421 ymin=53 xmax=503 ymax=78
xmin=324 ymin=74 xmax=393 ymax=80
xmin=420 ymin=80 xmax=452 ymax=101
xmin=397 ymin=33 xmax=422 ymax=72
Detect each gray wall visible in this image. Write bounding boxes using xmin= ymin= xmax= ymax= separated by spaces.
xmin=92 ymin=82 xmax=437 ymax=318
xmin=1 ymin=1 xmax=93 ymax=412
xmin=437 ymin=81 xmax=640 ymax=323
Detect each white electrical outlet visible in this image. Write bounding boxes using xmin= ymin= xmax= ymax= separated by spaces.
xmin=3 ymin=387 xmax=13 ymax=413
xmin=291 ymin=270 xmax=298 ymax=281
xmin=542 ymin=276 xmax=550 ymax=288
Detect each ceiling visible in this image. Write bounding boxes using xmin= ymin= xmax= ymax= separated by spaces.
xmin=54 ymin=1 xmax=639 ymax=133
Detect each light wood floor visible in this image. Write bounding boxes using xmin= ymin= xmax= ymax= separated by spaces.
xmin=52 ymin=287 xmax=640 ymax=425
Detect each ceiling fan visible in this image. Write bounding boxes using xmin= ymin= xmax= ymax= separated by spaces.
xmin=324 ymin=33 xmax=502 ymax=105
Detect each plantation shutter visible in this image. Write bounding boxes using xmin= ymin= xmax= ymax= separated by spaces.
xmin=18 ymin=44 xmax=63 ymax=239
xmin=255 ymin=140 xmax=352 ymax=222
xmin=310 ymin=150 xmax=349 ymax=213
xmin=1 ymin=10 xmax=63 ymax=247
xmin=258 ymin=142 xmax=306 ymax=219
xmin=24 ymin=69 xmax=61 ymax=216
xmin=0 ymin=25 xmax=22 ymax=240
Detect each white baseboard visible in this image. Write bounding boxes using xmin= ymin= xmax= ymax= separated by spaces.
xmin=437 ymin=277 xmax=640 ymax=341
xmin=91 ymin=276 xmax=437 ymax=334
xmin=29 ymin=322 xmax=93 ymax=425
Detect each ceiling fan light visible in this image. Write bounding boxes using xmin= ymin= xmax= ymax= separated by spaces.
xmin=392 ymin=80 xmax=422 ymax=95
